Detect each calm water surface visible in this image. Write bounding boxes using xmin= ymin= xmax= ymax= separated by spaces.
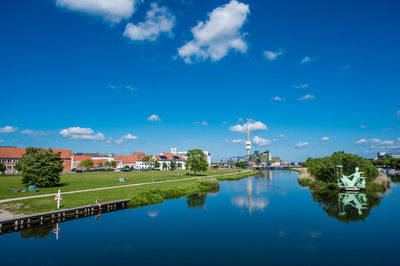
xmin=1 ymin=170 xmax=400 ymax=266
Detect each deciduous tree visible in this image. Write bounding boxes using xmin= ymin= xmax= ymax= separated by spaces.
xmin=16 ymin=147 xmax=64 ymax=187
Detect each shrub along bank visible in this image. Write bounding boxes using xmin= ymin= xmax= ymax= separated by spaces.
xmin=128 ymin=179 xmax=220 ymax=208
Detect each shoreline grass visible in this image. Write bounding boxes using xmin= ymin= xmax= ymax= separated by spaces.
xmin=0 ymin=168 xmax=239 ymax=200
xmin=0 ymin=170 xmax=258 ymax=215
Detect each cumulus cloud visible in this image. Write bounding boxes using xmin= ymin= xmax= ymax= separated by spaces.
xmin=230 ymin=121 xmax=267 ymax=133
xmin=194 ymin=121 xmax=208 ymax=126
xmin=122 ymin=133 xmax=138 ymax=140
xmin=321 ymin=136 xmax=330 ymax=141
xmin=0 ymin=140 xmax=4 ymax=143
xmin=294 ymin=83 xmax=309 ymax=89
xmin=115 ymin=139 xmax=124 ymax=145
xmin=177 ymin=0 xmax=250 ymax=63
xmin=147 ymin=114 xmax=161 ymax=121
xmin=295 ymin=142 xmax=309 ymax=148
xmin=298 ymin=94 xmax=315 ymax=101
xmin=115 ymin=133 xmax=139 ymax=144
xmin=0 ymin=126 xmax=18 ymax=134
xmin=232 ymin=139 xmax=245 ymax=144
xmin=300 ymin=56 xmax=316 ymax=64
xmin=380 ymin=140 xmax=394 ymax=145
xmin=21 ymin=129 xmax=49 ymax=136
xmin=272 ymin=96 xmax=285 ymax=101
xmin=108 ymin=84 xmax=138 ymax=92
xmin=56 ymin=0 xmax=137 ymax=23
xmin=124 ymin=3 xmax=175 ymax=41
xmin=360 ymin=125 xmax=367 ymax=128
xmin=252 ymin=136 xmax=271 ymax=146
xmin=60 ymin=127 xmax=105 ymax=140
xmin=263 ymin=49 xmax=283 ymax=61
xmin=355 ymin=138 xmax=367 ymax=144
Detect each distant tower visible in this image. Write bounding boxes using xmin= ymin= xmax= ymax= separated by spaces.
xmin=171 ymin=148 xmax=177 ymax=155
xmin=246 ymin=119 xmax=251 ymax=160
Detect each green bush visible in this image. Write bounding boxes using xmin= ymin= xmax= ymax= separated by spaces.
xmin=305 ymin=151 xmax=378 ymax=183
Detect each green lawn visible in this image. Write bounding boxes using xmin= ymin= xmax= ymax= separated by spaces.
xmin=0 ymin=170 xmax=258 ymax=214
xmin=0 ymin=168 xmax=241 ymax=200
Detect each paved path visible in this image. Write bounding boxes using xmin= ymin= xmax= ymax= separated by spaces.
xmin=0 ymin=170 xmax=252 ymax=204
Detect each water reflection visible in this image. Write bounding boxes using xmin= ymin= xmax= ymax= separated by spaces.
xmin=311 ymin=190 xmax=381 ymax=222
xmin=19 ymin=223 xmax=56 ymax=239
xmin=338 ymin=193 xmax=367 ymax=216
xmin=231 ymin=176 xmax=270 ymax=215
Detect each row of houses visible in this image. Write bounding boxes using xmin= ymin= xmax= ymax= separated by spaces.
xmin=0 ymin=147 xmax=206 ymax=174
xmin=73 ymin=152 xmax=187 ymax=171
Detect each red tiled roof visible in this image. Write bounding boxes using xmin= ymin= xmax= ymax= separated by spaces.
xmin=0 ymin=147 xmax=72 ymax=159
xmin=114 ymin=155 xmax=137 ymax=164
xmin=92 ymin=159 xmax=107 ymax=165
xmin=73 ymin=155 xmax=92 ymax=161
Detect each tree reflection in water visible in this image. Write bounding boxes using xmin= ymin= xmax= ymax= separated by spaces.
xmin=311 ymin=190 xmax=381 ymax=222
xmin=19 ymin=223 xmax=56 ymax=239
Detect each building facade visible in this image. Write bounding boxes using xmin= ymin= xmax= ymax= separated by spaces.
xmin=0 ymin=147 xmax=73 ymax=174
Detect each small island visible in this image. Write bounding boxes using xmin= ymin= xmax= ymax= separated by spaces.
xmin=297 ymin=151 xmax=390 ymax=222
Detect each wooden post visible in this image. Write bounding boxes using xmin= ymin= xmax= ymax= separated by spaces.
xmin=40 ymin=216 xmax=43 ymax=225
xmin=27 ymin=219 xmax=31 ymax=228
xmin=0 ymin=223 xmax=2 ymax=233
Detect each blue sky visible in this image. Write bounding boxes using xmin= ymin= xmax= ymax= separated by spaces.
xmin=0 ymin=0 xmax=399 ymax=162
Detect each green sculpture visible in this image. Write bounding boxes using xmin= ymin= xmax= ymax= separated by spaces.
xmin=337 ymin=166 xmax=366 ymax=189
xmin=338 ymin=192 xmax=368 ymax=216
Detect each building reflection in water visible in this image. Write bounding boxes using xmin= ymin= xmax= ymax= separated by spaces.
xmin=231 ymin=176 xmax=270 ymax=215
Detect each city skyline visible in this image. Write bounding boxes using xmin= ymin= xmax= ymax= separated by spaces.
xmin=1 ymin=0 xmax=399 ymax=161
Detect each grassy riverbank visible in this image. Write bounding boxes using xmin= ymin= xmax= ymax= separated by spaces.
xmin=0 ymin=169 xmax=259 ymax=215
xmin=0 ymin=168 xmax=238 ymax=200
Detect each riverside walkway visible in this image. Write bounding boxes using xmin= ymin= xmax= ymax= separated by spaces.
xmin=0 ymin=170 xmax=253 ymax=204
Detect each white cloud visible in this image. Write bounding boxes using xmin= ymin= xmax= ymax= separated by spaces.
xmin=56 ymin=0 xmax=137 ymax=23
xmin=278 ymin=134 xmax=285 ymax=138
xmin=295 ymin=142 xmax=309 ymax=148
xmin=398 ymin=137 xmax=400 ymax=143
xmin=230 ymin=121 xmax=267 ymax=133
xmin=232 ymin=139 xmax=245 ymax=144
xmin=298 ymin=94 xmax=315 ymax=101
xmin=300 ymin=56 xmax=316 ymax=64
xmin=0 ymin=126 xmax=18 ymax=134
xmin=177 ymin=0 xmax=250 ymax=63
xmin=147 ymin=114 xmax=161 ymax=121
xmin=321 ymin=136 xmax=330 ymax=141
xmin=108 ymin=84 xmax=138 ymax=92
xmin=294 ymin=83 xmax=309 ymax=89
xmin=360 ymin=125 xmax=367 ymax=128
xmin=355 ymin=138 xmax=367 ymax=144
xmin=380 ymin=140 xmax=394 ymax=145
xmin=0 ymin=140 xmax=4 ymax=143
xmin=263 ymin=49 xmax=283 ymax=61
xmin=252 ymin=136 xmax=271 ymax=146
xmin=122 ymin=133 xmax=138 ymax=140
xmin=60 ymin=127 xmax=105 ymax=140
xmin=124 ymin=3 xmax=175 ymax=41
xmin=272 ymin=96 xmax=285 ymax=101
xmin=21 ymin=129 xmax=49 ymax=136
xmin=370 ymin=138 xmax=381 ymax=144
xmin=106 ymin=137 xmax=113 ymax=144
xmin=194 ymin=121 xmax=208 ymax=126
xmin=115 ymin=139 xmax=124 ymax=145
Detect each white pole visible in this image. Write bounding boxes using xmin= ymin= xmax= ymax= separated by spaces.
xmin=57 ymin=189 xmax=61 ymax=209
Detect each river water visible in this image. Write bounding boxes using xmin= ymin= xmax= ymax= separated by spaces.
xmin=1 ymin=170 xmax=400 ymax=265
